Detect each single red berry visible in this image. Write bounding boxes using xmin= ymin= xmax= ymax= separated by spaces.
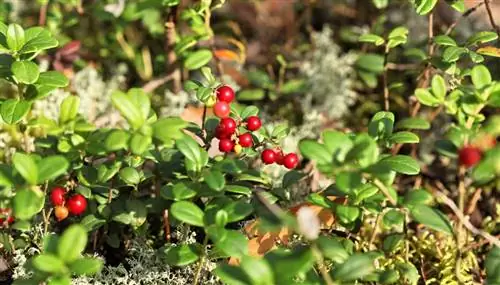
xmin=216 ymin=85 xmax=235 ymax=103
xmin=219 ymin=138 xmax=235 ymax=153
xmin=50 ymin=186 xmax=66 ymax=206
xmin=220 ymin=117 xmax=237 ymax=135
xmin=214 ymin=101 xmax=230 ymax=118
xmin=275 ymin=150 xmax=284 ymax=165
xmin=67 ymin=194 xmax=87 ymax=215
xmin=458 ymin=146 xmax=482 ymax=167
xmin=0 ymin=208 xmax=13 ymax=225
xmin=239 ymin=133 xmax=253 ymax=148
xmin=54 ymin=206 xmax=69 ymax=221
xmin=261 ymin=149 xmax=277 ymax=164
xmin=215 ymin=125 xmax=230 ymax=139
xmin=283 ymin=153 xmax=299 ymax=169
xmin=246 ymin=116 xmax=262 ymax=132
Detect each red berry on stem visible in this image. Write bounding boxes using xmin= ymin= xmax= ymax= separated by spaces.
xmin=219 ymin=138 xmax=235 ymax=153
xmin=55 ymin=206 xmax=69 ymax=221
xmin=220 ymin=117 xmax=237 ymax=135
xmin=215 ymin=125 xmax=230 ymax=139
xmin=275 ymin=150 xmax=284 ymax=165
xmin=216 ymin=85 xmax=235 ymax=103
xmin=458 ymin=146 xmax=482 ymax=167
xmin=283 ymin=153 xmax=299 ymax=169
xmin=67 ymin=194 xmax=87 ymax=215
xmin=261 ymin=149 xmax=277 ymax=164
xmin=50 ymin=186 xmax=66 ymax=206
xmin=239 ymin=133 xmax=253 ymax=147
xmin=214 ymin=101 xmax=230 ymax=118
xmin=246 ymin=116 xmax=262 ymax=132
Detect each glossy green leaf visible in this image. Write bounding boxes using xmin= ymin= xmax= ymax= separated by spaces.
xmin=184 ymin=49 xmax=213 ymax=70
xmin=470 ymin=64 xmax=492 ymax=89
xmin=299 ymin=140 xmax=332 ymax=165
xmin=434 ymin=35 xmax=457 ymax=47
xmin=171 ymin=201 xmax=205 ymax=227
xmin=431 ymin=75 xmax=446 ymax=100
xmin=317 ymin=236 xmax=349 ymax=263
xmin=409 ymin=205 xmax=453 ymax=235
xmin=240 ymin=256 xmax=274 ymax=285
xmin=214 ymin=264 xmax=252 ymax=285
xmin=37 ymin=155 xmax=69 ymax=183
xmin=332 ymin=253 xmax=375 ymax=281
xmin=12 ymin=152 xmax=38 ymax=185
xmin=395 ymin=118 xmax=430 ymax=130
xmin=6 ymin=23 xmax=25 ymax=51
xmin=32 ymin=254 xmax=66 ymax=273
xmin=11 ymin=60 xmax=39 ymax=84
xmin=58 ymin=224 xmax=88 ymax=262
xmin=203 ymin=169 xmax=225 ymax=191
xmin=466 ymin=31 xmax=498 ymax=46
xmin=160 ymin=244 xmax=200 ymax=266
xmin=359 ymin=34 xmax=384 ymax=46
xmin=13 ymin=188 xmax=44 ymax=220
xmin=389 ymin=131 xmax=420 ymax=144
xmin=377 ymin=155 xmax=420 ymax=175
xmin=69 ymin=257 xmax=103 ymax=276
xmin=415 ymin=88 xmax=440 ymax=107
xmin=0 ymin=99 xmax=32 ymax=125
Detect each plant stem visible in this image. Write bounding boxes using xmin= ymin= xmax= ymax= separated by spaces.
xmin=368 ymin=213 xmax=382 ymax=249
xmin=311 ymin=243 xmax=335 ymax=285
xmin=383 ymin=45 xmax=390 ymax=111
xmin=193 ymin=235 xmax=209 ymax=285
xmin=484 ymin=0 xmax=500 ymax=38
xmin=372 ymin=178 xmax=397 ymax=206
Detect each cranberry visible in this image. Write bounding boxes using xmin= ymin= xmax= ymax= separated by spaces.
xmin=54 ymin=206 xmax=69 ymax=221
xmin=246 ymin=116 xmax=261 ymax=132
xmin=458 ymin=146 xmax=482 ymax=167
xmin=261 ymin=149 xmax=276 ymax=164
xmin=50 ymin=186 xmax=66 ymax=206
xmin=0 ymin=209 xmax=14 ymax=225
xmin=219 ymin=138 xmax=235 ymax=153
xmin=275 ymin=150 xmax=284 ymax=165
xmin=216 ymin=85 xmax=235 ymax=103
xmin=215 ymin=125 xmax=231 ymax=139
xmin=67 ymin=194 xmax=87 ymax=215
xmin=219 ymin=118 xmax=237 ymax=135
xmin=283 ymin=153 xmax=299 ymax=169
xmin=214 ymin=101 xmax=230 ymax=118
xmin=238 ymin=133 xmax=253 ymax=147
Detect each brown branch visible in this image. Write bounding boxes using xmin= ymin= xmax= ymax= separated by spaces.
xmin=165 ymin=7 xmax=181 ymax=93
xmin=142 ymin=74 xmax=174 ymax=93
xmin=484 ymin=0 xmax=500 ymax=38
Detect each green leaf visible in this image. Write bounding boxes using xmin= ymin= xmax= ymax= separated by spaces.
xmin=160 ymin=244 xmax=200 ymax=266
xmin=383 ymin=209 xmax=404 ymax=229
xmin=59 ymin=95 xmax=80 ymax=124
xmin=322 ymin=130 xmax=353 ymax=162
xmin=152 ymin=117 xmax=187 ymax=146
xmin=265 ymin=247 xmax=315 ymax=283
xmin=161 ymin=182 xmax=197 ymax=201
xmin=111 ymin=91 xmax=144 ymax=130
xmin=358 ymin=34 xmax=385 ymax=46
xmin=105 ymin=130 xmax=130 ymax=151
xmin=37 ymin=155 xmax=69 ymax=183
xmin=336 ymin=171 xmax=362 ymax=193
xmin=129 ymin=133 xmax=152 ymax=155
xmin=58 ymin=225 xmax=88 ymax=262
xmin=214 ymin=264 xmax=252 ymax=285
xmin=69 ymin=257 xmax=103 ymax=276
xmin=237 ymin=89 xmax=265 ymax=101
xmin=415 ymin=88 xmax=440 ymax=107
xmin=20 ymin=28 xmax=58 ymax=53
xmin=395 ymin=117 xmax=430 ymax=130
xmin=396 ymin=262 xmax=420 ymax=285
xmin=317 ymin=236 xmax=349 ymax=263
xmin=215 ymin=230 xmax=248 ymax=258
xmin=184 ymin=49 xmax=213 ymax=70
xmin=389 ymin=131 xmax=420 ymax=144
xmin=431 ymin=75 xmax=446 ymax=100
xmin=171 ymin=201 xmax=205 ymax=227
xmin=80 ymin=215 xmax=106 ymax=232
xmin=485 ymin=246 xmax=500 ymax=284
xmin=175 ymin=134 xmax=203 ymax=166
xmin=0 ymin=99 xmax=32 ymax=124
xmin=223 ymin=200 xmax=253 ymax=223
xmin=410 ymin=205 xmax=453 ymax=235
xmin=372 ymin=0 xmax=388 ymax=8
xmin=47 ymin=275 xmax=71 ymax=285
xmin=240 ymin=105 xmax=259 ymax=119
xmin=356 ymin=54 xmax=384 ymax=73
xmin=332 ymin=253 xmax=375 ymax=281
xmin=383 ymin=233 xmax=404 ymax=253
xmin=36 ymin=71 xmax=69 ymax=87
xmin=240 ymin=256 xmax=274 ymax=285
xmin=466 ymin=31 xmax=498 ymax=46
xmin=442 ymin=46 xmax=468 ymax=62
xmin=203 ymin=169 xmax=225 ymax=191
xmin=32 ymin=254 xmax=66 ymax=273
xmin=368 ymin=111 xmax=395 ymax=139
xmin=6 ymin=24 xmax=25 ymax=51
xmin=12 ymin=152 xmax=38 ymax=184
xmin=434 ymin=35 xmax=457 ymax=47
xmin=13 ymin=188 xmax=44 ymax=220
xmin=403 ymin=189 xmax=433 ymax=206
xmin=335 ymin=205 xmax=360 ymax=224
xmin=415 ymin=0 xmax=438 ymax=15
xmin=377 ymin=155 xmax=420 ymax=175
xmin=470 ymin=65 xmax=491 ymax=89
xmin=11 ymin=60 xmax=39 ymax=84
xmin=119 ymin=167 xmax=140 ymax=185
xmin=299 ymin=140 xmax=331 ymax=165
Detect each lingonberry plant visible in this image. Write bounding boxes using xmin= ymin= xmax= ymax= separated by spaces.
xmin=0 ymin=0 xmax=499 ymax=284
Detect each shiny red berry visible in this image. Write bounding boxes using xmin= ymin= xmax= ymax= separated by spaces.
xmin=220 ymin=117 xmax=237 ymax=135
xmin=219 ymin=138 xmax=235 ymax=153
xmin=261 ymin=149 xmax=276 ymax=164
xmin=214 ymin=101 xmax=230 ymax=118
xmin=246 ymin=116 xmax=262 ymax=132
xmin=67 ymin=194 xmax=87 ymax=215
xmin=283 ymin=153 xmax=299 ymax=169
xmin=216 ymin=85 xmax=235 ymax=103
xmin=239 ymin=133 xmax=253 ymax=148
xmin=0 ymin=208 xmax=14 ymax=225
xmin=215 ymin=125 xmax=230 ymax=139
xmin=458 ymin=146 xmax=482 ymax=167
xmin=50 ymin=186 xmax=66 ymax=206
xmin=275 ymin=150 xmax=284 ymax=165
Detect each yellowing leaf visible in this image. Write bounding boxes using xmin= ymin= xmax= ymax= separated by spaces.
xmin=477 ymin=46 xmax=500 ymax=58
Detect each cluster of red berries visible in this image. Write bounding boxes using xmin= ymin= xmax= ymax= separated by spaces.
xmin=211 ymin=85 xmax=299 ymax=169
xmin=50 ymin=186 xmax=87 ymax=221
xmin=0 ymin=208 xmax=14 ymax=227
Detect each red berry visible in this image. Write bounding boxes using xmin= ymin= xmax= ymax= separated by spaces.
xmin=0 ymin=208 xmax=14 ymax=225
xmin=283 ymin=153 xmax=299 ymax=169
xmin=215 ymin=125 xmax=230 ymax=139
xmin=67 ymin=194 xmax=87 ymax=215
xmin=261 ymin=149 xmax=277 ymax=164
xmin=216 ymin=85 xmax=235 ymax=103
xmin=458 ymin=146 xmax=482 ymax=167
xmin=54 ymin=206 xmax=69 ymax=221
xmin=214 ymin=101 xmax=230 ymax=118
xmin=220 ymin=118 xmax=237 ymax=135
xmin=50 ymin=186 xmax=66 ymax=206
xmin=246 ymin=116 xmax=262 ymax=132
xmin=275 ymin=150 xmax=284 ymax=165
xmin=239 ymin=133 xmax=253 ymax=148
xmin=219 ymin=138 xmax=235 ymax=153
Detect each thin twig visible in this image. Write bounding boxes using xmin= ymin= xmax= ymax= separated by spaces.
xmin=142 ymin=74 xmax=174 ymax=93
xmin=368 ymin=213 xmax=382 ymax=249
xmin=372 ymin=178 xmax=398 ymax=206
xmin=312 ymin=244 xmax=335 ymax=285
xmin=193 ymin=235 xmax=209 ymax=285
xmin=484 ymin=0 xmax=500 ymax=38
xmin=383 ymin=45 xmax=390 ymax=111
xmin=433 ymin=185 xmax=500 ymax=248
